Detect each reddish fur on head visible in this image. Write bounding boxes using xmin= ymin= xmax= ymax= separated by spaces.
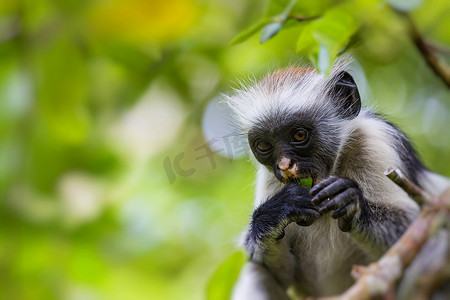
xmin=225 ymin=58 xmax=351 ymax=131
xmin=257 ymin=67 xmax=316 ymax=94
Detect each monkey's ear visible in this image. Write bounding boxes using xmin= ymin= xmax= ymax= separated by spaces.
xmin=329 ymin=71 xmax=361 ymax=119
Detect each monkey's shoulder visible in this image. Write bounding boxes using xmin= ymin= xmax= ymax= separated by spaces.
xmin=334 ymin=113 xmax=424 ymax=186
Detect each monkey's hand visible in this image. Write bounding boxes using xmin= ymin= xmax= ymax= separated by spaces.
xmin=310 ymin=176 xmax=362 ymax=232
xmin=246 ymin=183 xmax=320 ymax=255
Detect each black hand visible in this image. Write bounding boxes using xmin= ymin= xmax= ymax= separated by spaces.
xmin=310 ymin=177 xmax=362 ymax=232
xmin=248 ymin=183 xmax=320 ymax=247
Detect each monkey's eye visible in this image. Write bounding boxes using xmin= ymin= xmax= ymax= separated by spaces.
xmin=292 ymin=130 xmax=308 ymax=142
xmin=256 ymin=141 xmax=273 ymax=152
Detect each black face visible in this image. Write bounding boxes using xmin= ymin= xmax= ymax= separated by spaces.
xmin=248 ymin=111 xmax=340 ymax=185
xmin=247 ymin=70 xmax=362 ymax=185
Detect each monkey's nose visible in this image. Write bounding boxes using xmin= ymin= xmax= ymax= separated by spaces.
xmin=278 ymin=157 xmax=293 ymax=171
xmin=277 ymin=157 xmax=298 ymax=179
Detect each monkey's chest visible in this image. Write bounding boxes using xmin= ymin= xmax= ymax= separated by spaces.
xmin=286 ymin=218 xmax=371 ymax=296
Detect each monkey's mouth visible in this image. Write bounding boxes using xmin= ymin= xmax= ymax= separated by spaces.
xmin=274 ymin=160 xmax=321 ymax=187
xmin=288 ymin=175 xmax=318 ymax=186
xmin=277 ymin=167 xmax=318 ymax=187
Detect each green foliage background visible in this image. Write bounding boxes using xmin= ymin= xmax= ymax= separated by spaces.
xmin=0 ymin=0 xmax=449 ymax=299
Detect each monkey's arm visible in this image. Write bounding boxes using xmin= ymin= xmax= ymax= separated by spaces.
xmin=245 ymin=182 xmax=319 ymax=283
xmin=233 ymin=167 xmax=319 ymax=300
xmin=310 ymin=176 xmax=419 ymax=258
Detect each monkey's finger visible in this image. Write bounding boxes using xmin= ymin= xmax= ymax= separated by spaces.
xmin=312 ymin=178 xmax=355 ymax=206
xmin=294 ymin=214 xmax=318 ymax=227
xmin=310 ymin=176 xmax=338 ymax=197
xmin=331 ymin=202 xmax=358 ymax=219
xmin=338 ymin=214 xmax=355 ymax=232
xmin=296 ymin=219 xmax=315 ymax=227
xmin=318 ymin=188 xmax=357 ymax=214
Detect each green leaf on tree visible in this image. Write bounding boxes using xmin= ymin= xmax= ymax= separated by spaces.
xmin=260 ymin=22 xmax=284 ymax=43
xmin=206 ymin=250 xmax=246 ymax=300
xmin=296 ymin=6 xmax=359 ymax=74
xmin=230 ymin=18 xmax=274 ymax=45
xmin=232 ymin=0 xmax=300 ymax=45
xmin=312 ymin=8 xmax=359 ymax=74
xmin=296 ymin=22 xmax=319 ymax=54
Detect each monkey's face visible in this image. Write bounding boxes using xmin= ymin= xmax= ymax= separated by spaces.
xmin=248 ymin=111 xmax=340 ymax=186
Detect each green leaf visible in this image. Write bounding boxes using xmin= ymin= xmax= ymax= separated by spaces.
xmin=280 ymin=0 xmax=299 ymax=20
xmin=295 ymin=6 xmax=360 ymax=74
xmin=317 ymin=45 xmax=331 ymax=75
xmin=259 ymin=0 xmax=298 ymax=44
xmin=298 ymin=177 xmax=313 ymax=189
xmin=230 ymin=18 xmax=273 ymax=45
xmin=206 ymin=250 xmax=246 ymax=300
xmin=233 ymin=0 xmax=300 ymax=45
xmin=296 ymin=22 xmax=319 ymax=54
xmin=260 ymin=22 xmax=284 ymax=43
xmin=308 ymin=50 xmax=319 ymax=70
xmin=317 ymin=9 xmax=359 ymax=73
xmin=314 ymin=9 xmax=358 ymax=74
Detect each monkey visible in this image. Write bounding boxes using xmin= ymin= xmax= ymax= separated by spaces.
xmin=224 ymin=60 xmax=450 ymax=299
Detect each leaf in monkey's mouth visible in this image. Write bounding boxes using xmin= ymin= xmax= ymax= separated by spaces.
xmin=297 ymin=177 xmax=313 ymax=189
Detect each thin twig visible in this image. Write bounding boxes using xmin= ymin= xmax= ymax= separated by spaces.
xmin=384 ymin=168 xmax=432 ymax=206
xmin=289 ymin=15 xmax=320 ymax=22
xmin=392 ymin=10 xmax=450 ymax=88
xmin=407 ymin=17 xmax=450 ymax=88
xmin=425 ymin=41 xmax=450 ymax=56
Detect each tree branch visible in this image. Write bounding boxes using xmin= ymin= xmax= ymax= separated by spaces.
xmin=393 ymin=10 xmax=450 ymax=88
xmin=384 ymin=168 xmax=432 ymax=206
xmin=288 ymin=15 xmax=320 ymax=22
xmin=311 ymin=169 xmax=450 ymax=300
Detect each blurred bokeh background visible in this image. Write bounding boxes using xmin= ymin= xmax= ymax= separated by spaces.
xmin=0 ymin=0 xmax=449 ymax=299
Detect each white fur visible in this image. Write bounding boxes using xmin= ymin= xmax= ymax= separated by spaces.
xmin=224 ymin=60 xmax=349 ymax=132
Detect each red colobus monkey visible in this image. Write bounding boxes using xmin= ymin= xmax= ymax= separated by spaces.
xmin=225 ymin=61 xmax=450 ymax=299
